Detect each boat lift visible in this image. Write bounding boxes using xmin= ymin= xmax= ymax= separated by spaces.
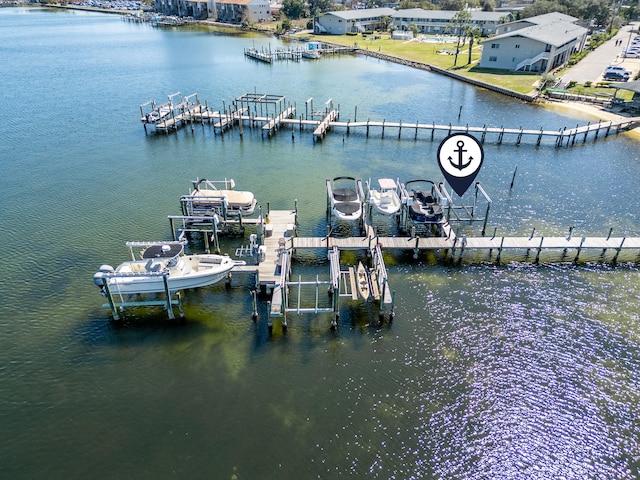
xmin=97 ymin=241 xmax=188 ymax=321
xmin=398 ymin=181 xmax=492 ymax=236
xmin=267 ymin=245 xmax=395 ymax=333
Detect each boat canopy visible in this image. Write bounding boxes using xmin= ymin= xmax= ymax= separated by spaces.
xmin=142 ymin=243 xmax=183 ymax=259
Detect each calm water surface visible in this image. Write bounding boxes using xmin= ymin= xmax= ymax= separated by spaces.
xmin=1 ymin=8 xmax=640 ymax=479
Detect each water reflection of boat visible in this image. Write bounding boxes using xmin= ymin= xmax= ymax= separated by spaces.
xmin=327 ymin=176 xmax=364 ymax=222
xmin=404 ymin=179 xmax=445 ymax=224
xmin=182 ymin=178 xmax=257 ymax=217
xmin=93 ymin=242 xmax=245 ymax=295
xmin=367 ymin=178 xmax=401 ymax=216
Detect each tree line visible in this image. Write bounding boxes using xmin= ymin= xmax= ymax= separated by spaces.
xmin=281 ymin=0 xmax=638 ymax=29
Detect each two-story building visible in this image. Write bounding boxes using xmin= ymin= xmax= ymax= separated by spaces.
xmin=314 ymin=8 xmax=397 ymax=35
xmin=391 ymin=9 xmax=508 ymax=36
xmin=154 ymin=0 xmax=212 ymax=19
xmin=154 ymin=0 xmax=270 ymax=22
xmin=213 ymin=0 xmax=271 ymax=23
xmin=478 ymin=12 xmax=588 ymax=72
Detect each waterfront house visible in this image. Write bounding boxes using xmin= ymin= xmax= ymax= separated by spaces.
xmin=478 ymin=12 xmax=588 ymax=72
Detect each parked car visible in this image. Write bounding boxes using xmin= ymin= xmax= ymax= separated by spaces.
xmin=605 ymin=65 xmax=632 ymax=77
xmin=624 ymin=51 xmax=640 ymax=58
xmin=604 ymin=71 xmax=631 ymax=81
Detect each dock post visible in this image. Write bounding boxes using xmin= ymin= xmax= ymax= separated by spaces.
xmin=347 ymin=119 xmax=350 ymax=134
xmin=516 ymin=127 xmax=523 ymax=145
xmin=398 ymin=120 xmax=402 ymax=139
xmin=481 ymin=124 xmax=487 ymax=144
xmin=594 ymin=120 xmax=601 ymax=140
xmin=267 ymin=301 xmax=273 ymax=335
xmin=583 ymin=122 xmax=590 ymax=143
xmin=204 ymin=230 xmax=210 ymax=254
xmin=606 ymin=227 xmax=613 ymax=241
xmin=510 ymin=166 xmax=518 ymax=191
xmin=574 ymin=236 xmax=585 ymax=262
xmin=496 ymin=237 xmax=504 ymax=265
xmin=567 ymin=226 xmax=574 ymax=241
xmin=535 ymin=236 xmax=544 ymax=264
xmin=612 ymin=237 xmax=626 ymax=265
xmin=498 ymin=126 xmax=504 ymax=145
xmin=415 ymin=121 xmax=418 ymax=140
xmin=382 ymin=119 xmax=385 ymax=138
xmin=102 ymin=280 xmax=120 ymax=321
xmin=169 ymin=217 xmax=176 ymax=241
xmin=163 ymin=274 xmax=175 ymax=320
xmin=431 ymin=122 xmax=435 ymax=141
xmin=212 ymin=216 xmax=220 ymax=254
xmin=448 ymin=122 xmax=452 ymax=136
xmin=458 ymin=236 xmax=467 ymax=264
xmin=355 ymin=105 xmax=357 ymax=122
xmin=366 ymin=119 xmax=370 ymax=137
xmin=536 ymin=128 xmax=543 ymax=146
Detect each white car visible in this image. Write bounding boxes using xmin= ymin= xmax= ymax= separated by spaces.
xmin=624 ymin=51 xmax=640 ymax=58
xmin=604 ymin=65 xmax=632 ymax=81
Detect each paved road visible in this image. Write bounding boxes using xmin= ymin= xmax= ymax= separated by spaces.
xmin=560 ymin=22 xmax=640 ymax=86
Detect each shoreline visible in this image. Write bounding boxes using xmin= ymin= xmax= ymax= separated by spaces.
xmin=540 ymin=100 xmax=640 ymax=138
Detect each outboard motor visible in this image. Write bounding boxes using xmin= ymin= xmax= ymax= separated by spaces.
xmin=93 ymin=265 xmax=115 ymax=288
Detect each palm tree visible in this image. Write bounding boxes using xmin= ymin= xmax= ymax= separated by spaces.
xmin=467 ymin=28 xmax=481 ymax=65
xmin=447 ymin=9 xmax=472 ymax=67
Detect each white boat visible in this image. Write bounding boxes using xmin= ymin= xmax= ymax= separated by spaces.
xmin=181 ymin=178 xmax=257 ymax=217
xmin=93 ymin=241 xmax=245 ymax=295
xmin=368 ymin=178 xmax=401 ymax=215
xmin=327 ymin=176 xmax=364 ymax=222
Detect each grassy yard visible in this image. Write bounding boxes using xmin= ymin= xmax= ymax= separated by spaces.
xmin=304 ymin=32 xmax=542 ymax=95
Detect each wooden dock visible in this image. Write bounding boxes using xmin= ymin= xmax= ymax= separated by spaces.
xmin=140 ymin=92 xmax=640 ymax=146
xmin=293 ymin=228 xmax=640 ymax=264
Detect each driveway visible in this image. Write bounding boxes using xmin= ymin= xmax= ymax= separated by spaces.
xmin=560 ymin=22 xmax=640 ymax=86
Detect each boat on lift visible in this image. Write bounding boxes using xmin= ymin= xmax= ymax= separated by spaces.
xmin=93 ymin=241 xmax=245 ymax=295
xmin=367 ymin=178 xmax=401 ymax=216
xmin=181 ymin=178 xmax=257 ymax=217
xmin=327 ymin=176 xmax=364 ymax=222
xmin=403 ymin=179 xmax=445 ymax=224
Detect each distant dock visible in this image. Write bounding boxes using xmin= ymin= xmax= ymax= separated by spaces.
xmin=140 ymin=92 xmax=640 ymax=147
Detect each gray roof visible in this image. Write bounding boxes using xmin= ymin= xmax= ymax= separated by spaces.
xmin=392 ymin=9 xmax=505 ymax=21
xmin=611 ymin=80 xmax=640 ymax=95
xmin=482 ymin=20 xmax=587 ymax=47
xmin=499 ymin=11 xmax=578 ymax=29
xmin=322 ymin=8 xmax=396 ymax=20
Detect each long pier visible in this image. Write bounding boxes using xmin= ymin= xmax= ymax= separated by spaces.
xmin=140 ymin=92 xmax=640 ymax=146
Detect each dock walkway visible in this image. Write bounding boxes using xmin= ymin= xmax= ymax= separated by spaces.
xmin=293 ymin=228 xmax=640 ymax=264
xmin=141 ymin=92 xmax=640 ymax=146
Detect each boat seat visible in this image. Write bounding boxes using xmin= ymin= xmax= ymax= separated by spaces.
xmin=146 ymin=260 xmax=161 ymax=272
xmin=380 ymin=193 xmax=392 ymax=204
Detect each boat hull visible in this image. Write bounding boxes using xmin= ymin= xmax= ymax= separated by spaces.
xmin=96 ymin=254 xmax=239 ymax=295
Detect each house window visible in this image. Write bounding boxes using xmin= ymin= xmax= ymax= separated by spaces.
xmin=489 ymin=56 xmax=497 ymax=61
xmin=515 ymin=44 xmax=520 ymax=48
xmin=491 ymin=43 xmax=499 ymax=49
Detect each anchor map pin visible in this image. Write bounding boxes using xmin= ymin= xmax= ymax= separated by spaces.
xmin=437 ymin=132 xmax=484 ymax=197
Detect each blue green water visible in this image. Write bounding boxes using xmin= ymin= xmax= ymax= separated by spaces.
xmin=2 ymin=7 xmax=640 ymax=479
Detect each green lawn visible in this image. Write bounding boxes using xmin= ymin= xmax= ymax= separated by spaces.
xmin=305 ymin=32 xmax=541 ymax=95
